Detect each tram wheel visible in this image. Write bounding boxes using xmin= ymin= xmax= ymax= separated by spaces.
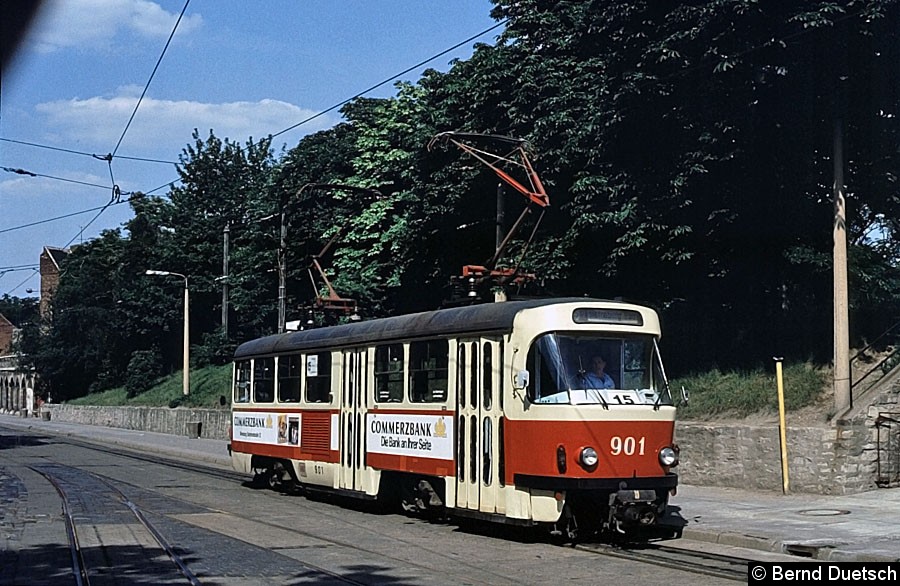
xmin=398 ymin=478 xmax=444 ymax=516
xmin=249 ymin=470 xmax=268 ymax=488
xmin=551 ymin=504 xmax=579 ymax=542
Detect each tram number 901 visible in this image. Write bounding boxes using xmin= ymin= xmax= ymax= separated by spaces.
xmin=610 ymin=436 xmax=645 ymax=456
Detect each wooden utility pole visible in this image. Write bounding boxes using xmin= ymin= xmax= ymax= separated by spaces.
xmin=278 ymin=207 xmax=287 ymax=334
xmin=222 ymin=224 xmax=229 ymax=338
xmin=496 ymin=183 xmax=505 ymax=252
xmin=833 ymin=119 xmax=851 ymax=411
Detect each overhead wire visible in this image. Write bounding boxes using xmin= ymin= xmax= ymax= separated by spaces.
xmin=0 ymin=137 xmax=178 ymax=164
xmin=1 ymin=6 xmax=861 ymax=242
xmin=0 ymin=6 xmax=881 ymax=298
xmin=54 ymin=0 xmax=191 ymax=252
xmin=1 ymin=166 xmax=115 ymax=190
xmin=4 ymin=268 xmax=39 ymax=296
xmin=1 ymin=17 xmax=510 ymax=214
xmin=0 ymin=266 xmax=39 ymax=291
xmin=0 ymin=196 xmax=135 ymax=236
xmin=142 ymin=18 xmax=509 ymax=194
xmin=111 ymin=0 xmax=191 ymax=159
xmin=0 ymin=264 xmax=39 ymax=271
xmin=269 ymin=19 xmax=508 ymax=142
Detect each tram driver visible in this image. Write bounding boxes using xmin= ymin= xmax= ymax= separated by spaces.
xmin=532 ymin=353 xmax=618 ymax=404
xmin=580 ymin=355 xmax=615 ymax=390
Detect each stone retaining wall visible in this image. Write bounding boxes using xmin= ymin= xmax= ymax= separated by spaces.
xmin=674 ymin=422 xmax=839 ymax=493
xmin=676 ymin=369 xmax=900 ymax=495
xmin=47 ymin=404 xmax=232 ymax=440
xmin=43 ymin=370 xmax=900 ymax=495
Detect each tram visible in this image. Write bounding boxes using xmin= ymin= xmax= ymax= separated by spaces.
xmin=229 ymin=298 xmax=680 ymax=539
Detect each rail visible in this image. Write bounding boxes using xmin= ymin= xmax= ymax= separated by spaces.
xmin=575 ymin=542 xmax=749 ymax=582
xmin=31 ymin=463 xmax=202 ymax=585
xmin=875 ymin=412 xmax=900 ymax=488
xmin=850 ymin=319 xmax=900 ymax=399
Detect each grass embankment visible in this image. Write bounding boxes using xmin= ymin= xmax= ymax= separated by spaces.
xmin=68 ymin=361 xmax=829 ymax=421
xmin=671 ymin=362 xmax=828 ymax=420
xmin=67 ymin=365 xmax=232 ymax=409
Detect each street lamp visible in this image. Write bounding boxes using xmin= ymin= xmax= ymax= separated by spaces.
xmin=145 ymin=270 xmax=190 ymax=396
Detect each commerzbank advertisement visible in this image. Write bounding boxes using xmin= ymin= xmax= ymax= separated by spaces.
xmin=366 ymin=413 xmax=454 ymax=460
xmin=233 ymin=412 xmax=301 ymax=446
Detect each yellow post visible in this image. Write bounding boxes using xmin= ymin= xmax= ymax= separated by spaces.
xmin=775 ymin=357 xmax=789 ymax=494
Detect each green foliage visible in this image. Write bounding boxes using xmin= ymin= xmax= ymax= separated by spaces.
xmin=68 ymin=359 xmax=831 ymax=424
xmin=23 ymin=232 xmax=130 ymax=400
xmin=69 ymin=365 xmax=232 ymax=409
xmin=24 ymin=1 xmax=900 ymax=400
xmin=192 ymin=329 xmax=236 ymax=368
xmin=0 ymin=294 xmax=38 ymax=328
xmin=673 ymin=362 xmax=828 ymax=419
xmin=125 ymin=349 xmax=163 ymax=398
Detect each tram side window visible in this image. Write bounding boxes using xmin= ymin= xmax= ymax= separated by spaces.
xmin=375 ymin=344 xmax=404 ymax=402
xmin=278 ymin=355 xmax=302 ymax=403
xmin=482 ymin=341 xmax=493 ymax=410
xmin=469 ymin=344 xmax=479 ymax=408
xmin=306 ymin=352 xmax=332 ymax=403
xmin=409 ymin=340 xmax=449 ymax=403
xmin=234 ymin=360 xmax=251 ymax=403
xmin=253 ymin=357 xmax=275 ymax=403
xmin=457 ymin=344 xmax=466 ymax=408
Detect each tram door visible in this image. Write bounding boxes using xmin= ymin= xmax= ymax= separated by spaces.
xmin=339 ymin=348 xmax=367 ymax=492
xmin=455 ymin=338 xmax=502 ymax=514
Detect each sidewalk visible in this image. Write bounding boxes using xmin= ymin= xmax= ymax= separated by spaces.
xmin=2 ymin=414 xmax=898 ymax=562
xmin=0 ymin=413 xmax=231 ymax=468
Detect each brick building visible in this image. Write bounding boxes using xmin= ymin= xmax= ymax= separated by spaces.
xmin=39 ymin=246 xmax=69 ymax=320
xmin=0 ymin=246 xmax=65 ymax=414
xmin=0 ymin=312 xmax=33 ymax=414
xmin=0 ymin=314 xmax=14 ymax=355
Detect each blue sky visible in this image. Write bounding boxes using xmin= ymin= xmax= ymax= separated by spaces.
xmin=0 ymin=0 xmax=499 ymax=297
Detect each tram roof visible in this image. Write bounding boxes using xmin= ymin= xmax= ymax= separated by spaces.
xmin=234 ymin=297 xmax=642 ymax=359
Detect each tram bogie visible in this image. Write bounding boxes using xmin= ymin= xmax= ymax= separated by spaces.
xmin=229 ymin=298 xmax=680 ymax=540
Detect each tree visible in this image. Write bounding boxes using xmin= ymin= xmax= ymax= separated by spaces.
xmin=24 ymin=1 xmax=900 ymax=395
xmin=22 ymin=230 xmax=129 ymax=399
xmin=456 ymin=0 xmax=900 ymax=369
xmin=165 ymin=130 xmax=278 ymax=341
xmin=0 ymin=294 xmax=38 ymax=328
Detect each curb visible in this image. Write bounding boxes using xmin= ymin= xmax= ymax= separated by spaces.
xmin=88 ymin=436 xmax=234 ymax=469
xmin=682 ymin=527 xmax=899 ymax=563
xmin=0 ymin=416 xmax=233 ymax=469
xmin=682 ymin=527 xmax=780 ymax=552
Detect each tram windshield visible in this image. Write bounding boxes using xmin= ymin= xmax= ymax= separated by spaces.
xmin=526 ymin=333 xmax=673 ymax=406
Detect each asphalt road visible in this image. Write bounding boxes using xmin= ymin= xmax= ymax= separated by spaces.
xmin=0 ymin=425 xmax=760 ymax=585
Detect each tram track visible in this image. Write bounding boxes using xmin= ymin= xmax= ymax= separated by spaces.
xmin=31 ymin=463 xmax=203 ymax=586
xmin=27 ymin=459 xmax=378 ymax=586
xmin=10 ymin=431 xmax=514 ymax=585
xmin=574 ymin=541 xmax=749 ymax=581
xmin=5 ymin=426 xmax=751 ymax=584
xmin=99 ymin=470 xmax=514 ymax=586
xmin=76 ymin=443 xmax=746 ymax=585
xmin=37 ymin=469 xmax=89 ymax=586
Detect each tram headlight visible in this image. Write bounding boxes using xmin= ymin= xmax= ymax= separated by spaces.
xmin=658 ymin=446 xmax=679 ymax=467
xmin=580 ymin=447 xmax=599 ymax=468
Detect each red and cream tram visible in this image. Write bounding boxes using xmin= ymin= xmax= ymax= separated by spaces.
xmin=229 ymin=298 xmax=679 ymax=538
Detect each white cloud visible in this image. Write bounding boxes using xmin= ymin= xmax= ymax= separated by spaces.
xmin=33 ymin=93 xmax=334 ymax=156
xmin=31 ymin=0 xmax=203 ymax=52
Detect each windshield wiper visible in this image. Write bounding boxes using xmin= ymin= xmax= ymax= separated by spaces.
xmin=652 ymin=339 xmax=670 ymax=411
